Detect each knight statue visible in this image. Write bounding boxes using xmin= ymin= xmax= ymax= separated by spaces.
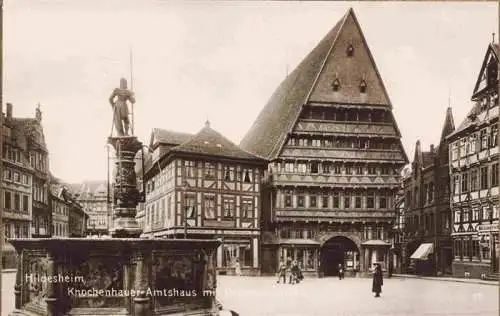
xmin=109 ymin=78 xmax=135 ymax=136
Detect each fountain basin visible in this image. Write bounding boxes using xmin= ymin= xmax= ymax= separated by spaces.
xmin=8 ymin=238 xmax=220 ymax=316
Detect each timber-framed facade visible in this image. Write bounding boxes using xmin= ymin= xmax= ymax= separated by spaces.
xmin=241 ymin=8 xmax=408 ymax=277
xmin=143 ymin=122 xmax=267 ymax=275
xmin=447 ymin=42 xmax=499 ymax=278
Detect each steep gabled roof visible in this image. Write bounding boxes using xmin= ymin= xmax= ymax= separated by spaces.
xmin=12 ymin=117 xmax=47 ymax=151
xmin=448 ymin=42 xmax=499 ymax=140
xmin=149 ymin=128 xmax=193 ymax=149
xmin=240 ymin=8 xmax=395 ymax=160
xmin=471 ymin=42 xmax=499 ymax=99
xmin=170 ymin=121 xmax=265 ymax=162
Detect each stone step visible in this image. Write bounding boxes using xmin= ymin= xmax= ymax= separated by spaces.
xmin=483 ymin=273 xmax=499 ymax=281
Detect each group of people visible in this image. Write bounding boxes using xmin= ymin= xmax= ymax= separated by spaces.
xmin=275 ymin=260 xmax=384 ymax=298
xmin=277 ymin=259 xmax=304 ymax=284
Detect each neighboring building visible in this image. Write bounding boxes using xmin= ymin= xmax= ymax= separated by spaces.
xmin=240 ymin=8 xmax=408 ymax=276
xmin=6 ymin=104 xmax=51 ymax=238
xmin=49 ymin=178 xmax=71 ymax=237
xmin=71 ymin=180 xmax=110 ymax=236
xmin=49 ymin=189 xmax=70 ymax=237
xmin=68 ymin=200 xmax=88 ymax=237
xmin=2 ymin=103 xmax=34 ymax=268
xmin=403 ymin=108 xmax=455 ymax=276
xmin=447 ymin=42 xmax=499 ymax=278
xmin=135 ymin=148 xmax=153 ymax=232
xmin=391 ymin=183 xmax=406 ymax=275
xmin=143 ymin=123 xmax=267 ymax=275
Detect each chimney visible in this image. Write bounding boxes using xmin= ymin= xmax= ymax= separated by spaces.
xmin=430 ymin=144 xmax=435 ymax=152
xmin=6 ymin=103 xmax=12 ymax=118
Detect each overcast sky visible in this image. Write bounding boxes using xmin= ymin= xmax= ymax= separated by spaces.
xmin=4 ymin=1 xmax=498 ymax=183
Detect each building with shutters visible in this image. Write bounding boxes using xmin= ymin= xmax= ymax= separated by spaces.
xmin=447 ymin=41 xmax=499 ymax=279
xmin=142 ymin=122 xmax=267 ymax=275
xmin=240 ymin=8 xmax=408 ymax=276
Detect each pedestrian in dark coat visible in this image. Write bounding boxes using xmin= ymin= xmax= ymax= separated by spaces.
xmin=277 ymin=261 xmax=287 ymax=284
xmin=338 ymin=263 xmax=344 ymax=280
xmin=372 ymin=263 xmax=383 ymax=297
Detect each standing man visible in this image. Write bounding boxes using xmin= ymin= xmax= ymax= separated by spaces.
xmin=109 ymin=77 xmax=135 ymax=136
xmin=372 ymin=263 xmax=383 ymax=297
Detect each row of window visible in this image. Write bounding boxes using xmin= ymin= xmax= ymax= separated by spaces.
xmin=282 ymin=191 xmax=391 ymax=209
xmin=279 ymin=161 xmax=398 ymax=176
xmin=33 ymin=181 xmax=48 ymax=204
xmin=406 ymin=182 xmax=435 ymax=209
xmin=3 ymin=168 xmax=30 ymax=185
xmin=452 ymin=163 xmax=499 ymax=194
xmin=405 ymin=212 xmax=450 ymax=234
xmin=53 ymin=201 xmax=69 ymax=216
xmin=31 ymin=216 xmax=50 ymax=236
xmin=4 ymin=222 xmax=30 ymax=240
xmin=279 ymin=228 xmax=315 ymax=239
xmin=4 ymin=191 xmax=29 ymax=213
xmin=286 ymin=137 xmax=399 ymax=151
xmin=146 ymin=165 xmax=175 ymax=195
xmin=299 ymin=107 xmax=391 ymax=123
xmin=53 ymin=222 xmax=68 ymax=237
xmin=222 ymin=244 xmax=253 ymax=268
xmin=87 ymin=216 xmax=108 ymax=228
xmin=145 ymin=195 xmax=255 ymax=229
xmin=146 ymin=162 xmax=256 ymax=194
xmin=281 ymin=247 xmax=316 ymax=270
xmin=184 ymin=161 xmax=254 ymax=183
xmin=2 ymin=145 xmax=23 ymax=164
xmin=453 ymin=206 xmax=498 ymax=224
xmin=450 ymin=123 xmax=498 ymax=160
xmin=2 ymin=145 xmax=48 ymax=172
xmin=453 ymin=237 xmax=492 ymax=260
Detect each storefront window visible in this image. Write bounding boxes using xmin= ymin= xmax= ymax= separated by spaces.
xmin=296 ymin=249 xmax=304 ymax=267
xmin=223 ymin=244 xmax=238 ymax=267
xmin=304 ymin=249 xmax=314 ymax=270
xmin=472 ymin=240 xmax=480 ymax=259
xmin=239 ymin=245 xmax=253 ymax=267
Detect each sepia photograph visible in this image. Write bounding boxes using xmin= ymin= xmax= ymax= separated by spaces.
xmin=0 ymin=1 xmax=498 ymax=315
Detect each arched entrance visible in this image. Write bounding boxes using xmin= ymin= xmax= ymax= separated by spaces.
xmin=320 ymin=236 xmax=359 ymax=276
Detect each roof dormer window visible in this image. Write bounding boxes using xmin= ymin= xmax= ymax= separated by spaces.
xmin=360 ymin=80 xmax=367 ymax=93
xmin=347 ymin=44 xmax=354 ymax=57
xmin=332 ymin=75 xmax=340 ymax=92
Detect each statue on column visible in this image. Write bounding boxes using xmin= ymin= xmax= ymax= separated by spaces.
xmin=109 ymin=78 xmax=135 ymax=136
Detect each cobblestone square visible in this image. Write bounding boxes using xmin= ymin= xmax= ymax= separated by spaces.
xmin=216 ymin=276 xmax=498 ymax=316
xmin=2 ymin=273 xmax=498 ymax=315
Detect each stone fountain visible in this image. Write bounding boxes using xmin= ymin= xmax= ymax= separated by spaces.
xmin=8 ymin=79 xmax=221 ymax=316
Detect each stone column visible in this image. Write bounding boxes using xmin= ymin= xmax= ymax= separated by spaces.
xmin=108 ymin=136 xmax=143 ymax=237
xmin=253 ymin=238 xmax=259 ymax=269
xmin=216 ymin=244 xmax=223 ymax=268
xmin=133 ymin=251 xmax=151 ymax=316
xmin=364 ymin=247 xmax=370 ymax=272
xmin=45 ymin=252 xmax=58 ymax=316
xmin=14 ymin=249 xmax=22 ymax=309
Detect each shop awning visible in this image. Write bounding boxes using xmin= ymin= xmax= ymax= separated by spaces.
xmin=362 ymin=239 xmax=391 ymax=246
xmin=410 ymin=243 xmax=433 ymax=260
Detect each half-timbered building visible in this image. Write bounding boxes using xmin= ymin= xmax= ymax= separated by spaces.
xmin=241 ymin=8 xmax=408 ymax=276
xmin=143 ymin=122 xmax=267 ymax=275
xmin=447 ymin=41 xmax=499 ymax=278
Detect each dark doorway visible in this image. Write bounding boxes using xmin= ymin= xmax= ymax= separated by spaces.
xmin=320 ymin=236 xmax=359 ymax=276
